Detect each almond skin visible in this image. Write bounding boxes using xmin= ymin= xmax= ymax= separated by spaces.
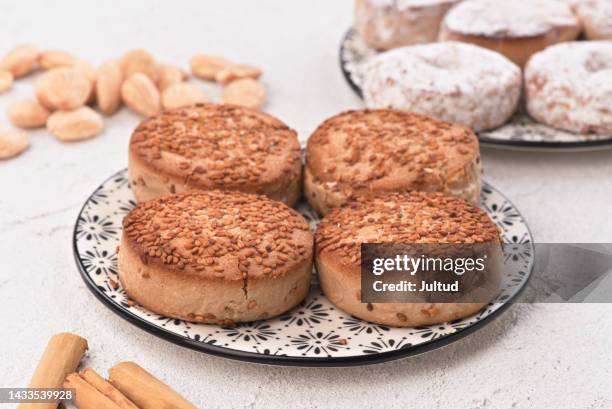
xmin=157 ymin=63 xmax=187 ymax=90
xmin=35 ymin=67 xmax=91 ymax=110
xmin=121 ymin=72 xmax=161 ymax=117
xmin=161 ymin=83 xmax=207 ymax=110
xmin=96 ymin=60 xmax=123 ymax=115
xmin=189 ymin=54 xmax=232 ymax=80
xmin=215 ymin=64 xmax=262 ymax=84
xmin=47 ymin=107 xmax=104 ymax=142
xmin=38 ymin=50 xmax=75 ymax=69
xmin=7 ymin=100 xmax=51 ymax=129
xmin=0 ymin=127 xmax=29 ymax=159
xmin=74 ymin=60 xmax=97 ymax=102
xmin=222 ymin=79 xmax=266 ymax=110
xmin=121 ymin=49 xmax=158 ymax=83
xmin=0 ymin=44 xmax=38 ymax=78
xmin=0 ymin=70 xmax=13 ymax=93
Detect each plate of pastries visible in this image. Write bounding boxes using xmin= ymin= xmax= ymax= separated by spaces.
xmin=74 ymin=104 xmax=534 ymax=366
xmin=343 ymin=0 xmax=612 ymax=150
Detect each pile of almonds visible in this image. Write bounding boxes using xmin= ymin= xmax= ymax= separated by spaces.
xmin=0 ymin=44 xmax=266 ymax=160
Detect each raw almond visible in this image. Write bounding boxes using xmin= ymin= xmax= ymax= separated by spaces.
xmin=121 ymin=49 xmax=158 ymax=83
xmin=157 ymin=63 xmax=187 ymax=90
xmin=36 ymin=67 xmax=91 ymax=110
xmin=189 ymin=54 xmax=232 ymax=80
xmin=38 ymin=50 xmax=75 ymax=69
xmin=222 ymin=78 xmax=266 ymax=110
xmin=161 ymin=83 xmax=207 ymax=110
xmin=0 ymin=127 xmax=29 ymax=159
xmin=0 ymin=44 xmax=38 ymax=78
xmin=0 ymin=70 xmax=13 ymax=93
xmin=73 ymin=60 xmax=96 ymax=84
xmin=96 ymin=60 xmax=123 ymax=115
xmin=47 ymin=106 xmax=104 ymax=142
xmin=121 ymin=73 xmax=161 ymax=117
xmin=74 ymin=60 xmax=97 ymax=102
xmin=7 ymin=100 xmax=51 ymax=128
xmin=215 ymin=64 xmax=262 ymax=84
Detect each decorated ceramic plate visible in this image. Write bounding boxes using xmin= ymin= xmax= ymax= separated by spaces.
xmin=73 ymin=169 xmax=534 ymax=366
xmin=339 ymin=28 xmax=612 ymax=151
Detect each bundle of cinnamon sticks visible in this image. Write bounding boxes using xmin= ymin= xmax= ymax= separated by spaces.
xmin=18 ymin=332 xmax=197 ymax=409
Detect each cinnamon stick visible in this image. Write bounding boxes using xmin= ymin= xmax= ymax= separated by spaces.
xmin=108 ymin=362 xmax=197 ymax=409
xmin=79 ymin=368 xmax=139 ymax=409
xmin=18 ymin=332 xmax=88 ymax=409
xmin=64 ymin=373 xmax=121 ymax=409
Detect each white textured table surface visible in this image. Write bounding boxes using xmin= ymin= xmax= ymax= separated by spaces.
xmin=1 ymin=1 xmax=611 ymax=408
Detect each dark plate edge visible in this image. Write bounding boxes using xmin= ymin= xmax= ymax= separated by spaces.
xmin=72 ymin=169 xmax=534 ymax=367
xmin=338 ymin=28 xmax=612 ymax=152
xmin=338 ymin=28 xmax=363 ymax=99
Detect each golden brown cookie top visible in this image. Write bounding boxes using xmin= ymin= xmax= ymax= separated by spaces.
xmin=129 ymin=103 xmax=301 ymax=192
xmin=305 ymin=109 xmax=479 ymax=196
xmin=315 ymin=191 xmax=500 ymax=268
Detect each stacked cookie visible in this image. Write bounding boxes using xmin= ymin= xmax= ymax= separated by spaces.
xmin=118 ymin=104 xmax=502 ymax=327
xmin=128 ymin=103 xmax=301 ymax=205
xmin=120 ymin=190 xmax=313 ymax=325
xmin=358 ymin=0 xmax=612 ymax=136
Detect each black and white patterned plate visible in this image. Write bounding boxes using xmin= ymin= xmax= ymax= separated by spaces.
xmin=340 ymin=28 xmax=612 ymax=151
xmin=73 ymin=169 xmax=534 ymax=366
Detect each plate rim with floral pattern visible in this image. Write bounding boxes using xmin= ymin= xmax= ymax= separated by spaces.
xmin=339 ymin=27 xmax=612 ymax=152
xmin=73 ymin=169 xmax=534 ymax=367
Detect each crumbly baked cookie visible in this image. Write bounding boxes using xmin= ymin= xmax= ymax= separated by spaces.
xmin=118 ymin=190 xmax=313 ymax=324
xmin=304 ymin=109 xmax=481 ymax=215
xmin=439 ymin=0 xmax=580 ymax=67
xmin=525 ymin=41 xmax=612 ymax=135
xmin=128 ymin=104 xmax=302 ymax=206
xmin=315 ymin=191 xmax=503 ymax=327
xmin=354 ymin=0 xmax=461 ymax=50
xmin=363 ymin=41 xmax=521 ymax=132
xmin=573 ymin=0 xmax=612 ymax=40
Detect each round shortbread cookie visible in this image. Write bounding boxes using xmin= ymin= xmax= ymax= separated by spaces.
xmin=128 ymin=103 xmax=302 ymax=206
xmin=118 ymin=190 xmax=314 ymax=324
xmin=305 ymin=109 xmax=481 ymax=215
xmin=315 ymin=191 xmax=502 ymax=327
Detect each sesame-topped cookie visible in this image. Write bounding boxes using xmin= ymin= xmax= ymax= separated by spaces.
xmin=118 ymin=190 xmax=313 ymax=324
xmin=304 ymin=109 xmax=481 ymax=215
xmin=128 ymin=103 xmax=302 ymax=206
xmin=315 ymin=191 xmax=502 ymax=327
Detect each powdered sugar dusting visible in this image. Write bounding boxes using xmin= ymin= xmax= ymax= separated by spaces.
xmin=575 ymin=0 xmax=612 ymax=39
xmin=525 ymin=41 xmax=612 ymax=135
xmin=362 ymin=42 xmax=521 ymax=132
xmin=355 ymin=0 xmax=460 ymax=49
xmin=443 ymin=0 xmax=579 ymax=37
